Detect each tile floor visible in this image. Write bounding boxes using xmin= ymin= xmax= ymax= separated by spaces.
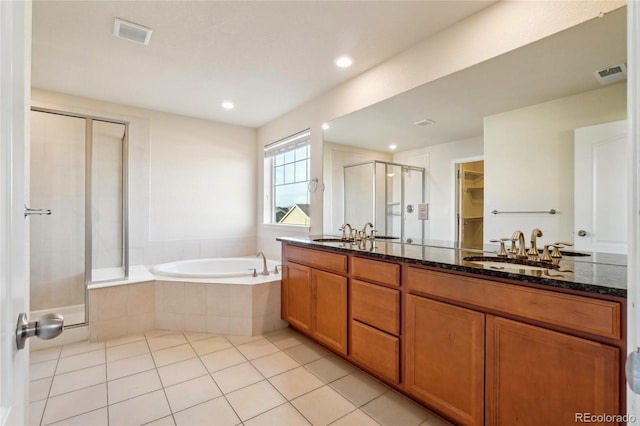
xmin=29 ymin=327 xmax=449 ymax=426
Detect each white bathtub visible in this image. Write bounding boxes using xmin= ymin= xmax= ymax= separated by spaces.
xmin=151 ymin=257 xmax=280 ymax=279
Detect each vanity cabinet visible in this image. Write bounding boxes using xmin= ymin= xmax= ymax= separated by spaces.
xmin=350 ymin=256 xmax=401 ymax=384
xmin=405 ymin=266 xmax=622 ymax=426
xmin=281 ymin=244 xmax=348 ymax=355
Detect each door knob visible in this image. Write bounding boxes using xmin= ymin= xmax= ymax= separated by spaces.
xmin=577 ymin=230 xmax=587 ymax=237
xmin=15 ymin=312 xmax=64 ymax=350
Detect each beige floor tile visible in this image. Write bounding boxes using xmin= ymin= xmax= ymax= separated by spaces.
xmin=60 ymin=341 xmax=105 ymax=358
xmin=269 ymin=367 xmax=324 ymax=400
xmin=145 ymin=415 xmax=177 ymax=425
xmin=291 ymin=385 xmax=357 ymax=426
xmin=243 ymin=402 xmax=311 ymax=426
xmin=331 ymin=409 xmax=380 ymax=426
xmin=184 ymin=331 xmax=216 ymax=342
xmin=157 ymin=357 xmax=208 ymax=387
xmin=265 ymin=328 xmax=310 ymax=350
xmin=30 ymin=347 xmax=61 ymax=365
xmin=200 ymin=347 xmax=246 ymax=372
xmin=30 ymin=360 xmax=58 ymax=381
xmin=106 ymin=340 xmax=150 ymax=363
xmin=147 ymin=332 xmax=188 ymax=351
xmin=236 ymin=338 xmax=280 ymax=360
xmin=144 ymin=329 xmax=175 ymax=339
xmin=152 ymin=344 xmax=197 ymax=367
xmin=29 ymin=400 xmax=46 ymax=426
xmin=190 ymin=335 xmax=232 ymax=356
xmin=164 ymin=375 xmax=221 ymax=412
xmin=305 ymin=355 xmax=355 ymax=383
xmin=41 ymin=383 xmax=107 ymax=425
xmin=107 ymin=353 xmax=156 ymax=381
xmin=105 ymin=334 xmax=145 ymax=348
xmin=30 ymin=376 xmax=52 ymax=402
xmin=418 ymin=412 xmax=452 ymax=426
xmin=173 ymin=397 xmax=240 ymax=426
xmin=49 ymin=407 xmax=108 ymax=425
xmin=284 ymin=342 xmax=329 ymax=365
xmin=251 ymin=351 xmax=300 ymax=378
xmin=50 ymin=364 xmax=106 ymax=397
xmin=225 ymin=334 xmax=263 ymax=346
xmin=108 ymin=389 xmax=171 ymax=426
xmin=56 ymin=349 xmax=105 ymax=375
xmin=226 ymin=380 xmax=286 ymax=421
xmin=211 ymin=362 xmax=263 ymax=394
xmin=362 ymin=392 xmax=432 ymax=426
xmin=107 ymin=369 xmax=163 ymax=404
xmin=329 ymin=371 xmax=388 ymax=407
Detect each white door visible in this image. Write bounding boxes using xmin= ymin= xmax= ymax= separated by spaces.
xmin=1 ymin=1 xmax=30 ymax=425
xmin=574 ymin=120 xmax=627 ymax=254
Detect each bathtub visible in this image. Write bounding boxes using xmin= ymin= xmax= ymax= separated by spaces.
xmin=151 ymin=257 xmax=280 ymax=279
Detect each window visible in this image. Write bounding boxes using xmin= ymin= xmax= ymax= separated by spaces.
xmin=264 ymin=130 xmax=310 ymax=225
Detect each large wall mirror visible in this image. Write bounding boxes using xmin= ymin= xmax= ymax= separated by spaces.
xmin=323 ymin=6 xmax=627 ymax=258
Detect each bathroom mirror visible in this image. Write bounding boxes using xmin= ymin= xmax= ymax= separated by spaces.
xmin=323 ymin=7 xmax=627 ymax=253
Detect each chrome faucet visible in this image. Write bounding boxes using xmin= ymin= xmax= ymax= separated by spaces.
xmin=511 ymin=230 xmax=527 ymax=258
xmin=256 ymin=251 xmax=269 ymax=276
xmin=528 ymin=228 xmax=543 ymax=256
xmin=362 ymin=222 xmax=374 ymax=240
xmin=339 ymin=223 xmax=353 ymax=240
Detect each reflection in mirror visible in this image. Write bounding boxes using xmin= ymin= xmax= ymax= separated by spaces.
xmin=323 ymin=6 xmax=627 ymax=254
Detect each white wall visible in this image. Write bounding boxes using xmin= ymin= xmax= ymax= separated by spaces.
xmin=394 ymin=137 xmax=483 ymax=242
xmin=32 ymin=89 xmax=257 ymax=269
xmin=256 ymin=1 xmax=624 ymax=257
xmin=484 ymin=83 xmax=626 ymax=247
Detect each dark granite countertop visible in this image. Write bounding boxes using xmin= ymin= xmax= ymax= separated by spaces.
xmin=277 ymin=235 xmax=627 ymax=298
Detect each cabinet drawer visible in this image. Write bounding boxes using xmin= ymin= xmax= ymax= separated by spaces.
xmin=351 ymin=320 xmax=400 ymax=384
xmin=352 ymin=257 xmax=400 ymax=287
xmin=284 ymin=244 xmax=347 ymax=274
xmin=406 ymin=267 xmax=621 ymax=340
xmin=351 ymin=279 xmax=400 ymax=335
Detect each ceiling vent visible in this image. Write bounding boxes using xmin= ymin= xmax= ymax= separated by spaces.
xmin=113 ymin=18 xmax=152 ymax=45
xmin=593 ymin=63 xmax=627 ymax=85
xmin=413 ymin=119 xmax=435 ymax=127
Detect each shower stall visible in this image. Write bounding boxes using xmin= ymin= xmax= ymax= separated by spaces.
xmin=343 ymin=160 xmax=426 ymax=243
xmin=29 ymin=108 xmax=129 ymax=327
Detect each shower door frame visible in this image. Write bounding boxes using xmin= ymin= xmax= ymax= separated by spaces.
xmin=30 ymin=106 xmax=129 ymax=327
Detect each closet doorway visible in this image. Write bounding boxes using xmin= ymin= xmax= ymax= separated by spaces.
xmin=455 ymin=160 xmax=484 ymax=250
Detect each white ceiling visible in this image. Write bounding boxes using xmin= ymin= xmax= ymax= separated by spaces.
xmin=31 ymin=0 xmax=495 ymax=128
xmin=324 ymin=6 xmax=627 ymax=152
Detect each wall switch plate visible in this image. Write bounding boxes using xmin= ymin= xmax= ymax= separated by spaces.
xmin=418 ymin=203 xmax=429 ymax=220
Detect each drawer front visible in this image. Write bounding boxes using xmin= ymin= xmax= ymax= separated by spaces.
xmin=406 ymin=267 xmax=621 ymax=340
xmin=351 ymin=279 xmax=400 ymax=335
xmin=352 ymin=257 xmax=400 ymax=287
xmin=351 ymin=320 xmax=400 ymax=384
xmin=284 ymin=244 xmax=347 ymax=274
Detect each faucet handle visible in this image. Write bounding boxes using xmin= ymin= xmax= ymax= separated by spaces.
xmin=540 ymin=244 xmax=553 ymax=262
xmin=248 ymin=268 xmax=258 ymax=278
xmin=490 ymin=239 xmax=508 ymax=257
xmin=274 ymin=265 xmax=280 ymax=274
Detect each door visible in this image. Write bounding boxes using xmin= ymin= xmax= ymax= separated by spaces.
xmin=1 ymin=1 xmax=29 ymax=424
xmin=281 ymin=262 xmax=312 ymax=333
xmin=574 ymin=120 xmax=627 ymax=253
xmin=456 ymin=160 xmax=484 ymax=250
xmin=311 ymin=269 xmax=347 ymax=355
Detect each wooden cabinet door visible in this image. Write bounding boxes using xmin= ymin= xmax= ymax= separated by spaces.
xmin=486 ymin=315 xmax=619 ymax=426
xmin=405 ymin=295 xmax=485 ymax=426
xmin=282 ymin=262 xmax=312 ymax=333
xmin=312 ymin=269 xmax=348 ymax=355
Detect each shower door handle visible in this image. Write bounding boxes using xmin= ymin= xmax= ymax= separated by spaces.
xmin=24 ymin=205 xmax=52 ymax=218
xmin=15 ymin=312 xmax=64 ymax=350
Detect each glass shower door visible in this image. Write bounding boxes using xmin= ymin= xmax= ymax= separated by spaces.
xmin=30 ymin=110 xmax=86 ymax=326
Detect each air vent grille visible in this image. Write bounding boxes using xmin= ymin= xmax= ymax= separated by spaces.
xmin=413 ymin=119 xmax=435 ymax=127
xmin=114 ymin=18 xmax=152 ymax=45
xmin=593 ymin=63 xmax=627 ymax=85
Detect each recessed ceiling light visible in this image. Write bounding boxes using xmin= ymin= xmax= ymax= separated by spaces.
xmin=389 ymin=144 xmax=397 ymax=150
xmin=222 ymin=101 xmax=235 ymax=110
xmin=334 ymin=55 xmax=354 ymax=68
xmin=322 ymin=123 xmax=330 ymax=130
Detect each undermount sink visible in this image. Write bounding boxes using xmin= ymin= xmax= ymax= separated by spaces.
xmin=463 ymin=256 xmax=559 ymax=272
xmin=312 ymin=237 xmax=347 ymax=243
